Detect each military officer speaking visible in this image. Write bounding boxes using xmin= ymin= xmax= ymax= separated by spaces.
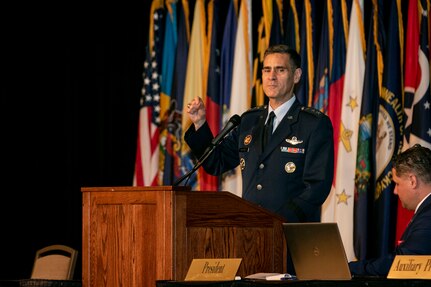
xmin=185 ymin=44 xmax=334 ymax=223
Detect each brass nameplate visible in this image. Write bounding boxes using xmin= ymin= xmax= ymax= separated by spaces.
xmin=184 ymin=258 xmax=242 ymax=281
xmin=388 ymin=255 xmax=431 ymax=279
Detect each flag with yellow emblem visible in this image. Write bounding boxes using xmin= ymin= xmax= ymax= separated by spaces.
xmin=322 ymin=0 xmax=365 ymax=262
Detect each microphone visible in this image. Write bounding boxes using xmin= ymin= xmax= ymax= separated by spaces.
xmin=202 ymin=114 xmax=241 ymax=157
xmin=174 ymin=114 xmax=241 ymax=186
xmin=210 ymin=114 xmax=241 ymax=147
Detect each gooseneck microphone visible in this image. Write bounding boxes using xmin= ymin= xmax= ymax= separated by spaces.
xmin=174 ymin=114 xmax=241 ymax=186
xmin=209 ymin=114 xmax=241 ymax=147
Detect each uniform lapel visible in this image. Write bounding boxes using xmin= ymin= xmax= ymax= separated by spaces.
xmin=251 ymin=108 xmax=266 ymax=153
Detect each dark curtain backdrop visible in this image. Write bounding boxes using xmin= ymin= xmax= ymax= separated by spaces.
xmin=1 ymin=1 xmax=152 ymax=279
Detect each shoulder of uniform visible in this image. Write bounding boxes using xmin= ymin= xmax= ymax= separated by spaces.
xmin=300 ymin=106 xmax=325 ymax=118
xmin=242 ymin=105 xmax=266 ymax=116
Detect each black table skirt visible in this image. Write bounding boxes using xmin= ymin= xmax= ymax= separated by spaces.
xmin=156 ymin=278 xmax=431 ymax=287
xmin=0 ymin=280 xmax=81 ymax=287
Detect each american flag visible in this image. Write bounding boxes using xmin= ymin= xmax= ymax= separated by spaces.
xmin=134 ymin=6 xmax=164 ymax=186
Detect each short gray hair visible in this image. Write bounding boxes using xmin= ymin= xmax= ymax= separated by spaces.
xmin=264 ymin=44 xmax=301 ymax=69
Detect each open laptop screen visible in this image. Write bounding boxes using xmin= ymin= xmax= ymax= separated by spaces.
xmin=283 ymin=222 xmax=352 ymax=280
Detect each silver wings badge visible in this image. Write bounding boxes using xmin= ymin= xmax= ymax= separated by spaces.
xmin=285 ymin=136 xmax=303 ymax=145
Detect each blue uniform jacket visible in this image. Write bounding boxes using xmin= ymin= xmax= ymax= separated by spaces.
xmin=349 ymin=194 xmax=431 ymax=276
xmin=185 ymin=99 xmax=334 ymax=222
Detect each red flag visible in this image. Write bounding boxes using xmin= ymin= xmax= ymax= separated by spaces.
xmin=397 ymin=0 xmax=427 ymax=243
xmin=327 ymin=0 xmax=349 ymax=186
xmin=203 ymin=0 xmax=224 ymax=191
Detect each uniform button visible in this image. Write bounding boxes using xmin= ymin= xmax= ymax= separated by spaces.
xmin=259 ymin=163 xmax=264 ymax=169
xmin=257 ymin=184 xmax=262 ymax=190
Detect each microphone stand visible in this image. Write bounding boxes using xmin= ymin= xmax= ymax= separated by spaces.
xmin=174 ymin=114 xmax=240 ymax=187
xmin=173 ymin=145 xmax=215 ymax=186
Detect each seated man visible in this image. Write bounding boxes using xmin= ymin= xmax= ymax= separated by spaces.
xmin=349 ymin=144 xmax=431 ymax=276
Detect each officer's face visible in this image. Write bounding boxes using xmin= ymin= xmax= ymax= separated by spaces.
xmin=262 ymin=53 xmax=301 ymax=104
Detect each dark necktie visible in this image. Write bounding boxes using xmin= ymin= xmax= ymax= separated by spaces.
xmin=263 ymin=111 xmax=275 ymax=150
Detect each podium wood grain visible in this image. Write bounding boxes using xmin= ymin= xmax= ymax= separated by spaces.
xmin=82 ymin=186 xmax=287 ymax=287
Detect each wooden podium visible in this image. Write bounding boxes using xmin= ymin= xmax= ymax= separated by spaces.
xmin=82 ymin=186 xmax=287 ymax=286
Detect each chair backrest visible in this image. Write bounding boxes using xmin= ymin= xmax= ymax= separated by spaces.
xmin=31 ymin=244 xmax=78 ymax=280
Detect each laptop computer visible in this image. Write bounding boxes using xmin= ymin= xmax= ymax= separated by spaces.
xmin=283 ymin=222 xmax=352 ymax=280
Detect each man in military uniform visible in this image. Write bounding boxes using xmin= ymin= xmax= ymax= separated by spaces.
xmin=185 ymin=44 xmax=334 ymax=223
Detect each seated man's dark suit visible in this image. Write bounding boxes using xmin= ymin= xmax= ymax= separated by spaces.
xmin=349 ymin=194 xmax=431 ymax=276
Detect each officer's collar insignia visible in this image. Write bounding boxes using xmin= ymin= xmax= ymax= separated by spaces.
xmin=286 ymin=136 xmax=303 ymax=145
